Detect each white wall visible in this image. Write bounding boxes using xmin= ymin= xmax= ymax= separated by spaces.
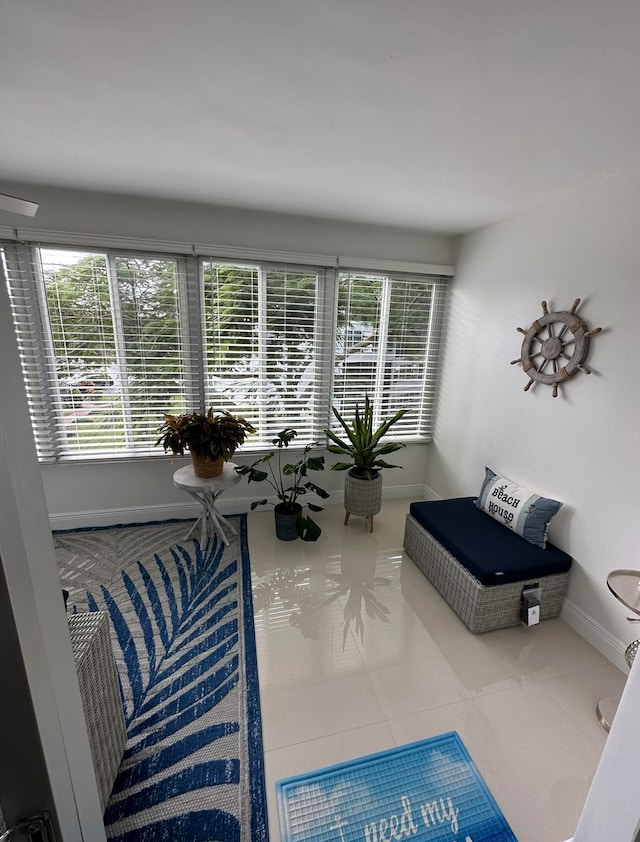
xmin=0 ymin=271 xmax=105 ymax=839
xmin=429 ymin=169 xmax=640 ymax=664
xmin=41 ymin=446 xmax=430 ymax=529
xmin=0 ymin=182 xmax=454 ymax=265
xmin=0 ymin=184 xmax=453 ymax=526
xmin=572 ymin=654 xmax=640 ymax=842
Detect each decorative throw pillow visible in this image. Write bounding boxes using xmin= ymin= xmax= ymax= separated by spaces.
xmin=474 ymin=467 xmax=562 ymax=549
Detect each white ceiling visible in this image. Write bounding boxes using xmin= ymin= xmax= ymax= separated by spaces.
xmin=2 ymin=0 xmax=640 ymax=234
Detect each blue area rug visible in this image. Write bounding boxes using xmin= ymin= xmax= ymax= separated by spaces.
xmin=55 ymin=515 xmax=267 ymax=842
xmin=277 ymin=732 xmax=517 ymax=842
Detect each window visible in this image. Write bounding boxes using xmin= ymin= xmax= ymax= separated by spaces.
xmin=333 ymin=270 xmax=447 ymax=436
xmin=2 ymin=238 xmax=448 ymax=461
xmin=201 ymin=260 xmax=330 ymax=445
xmin=3 ymin=244 xmax=192 ymax=459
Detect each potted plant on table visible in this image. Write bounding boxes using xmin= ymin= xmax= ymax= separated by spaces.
xmin=156 ymin=408 xmax=255 ymax=478
xmin=324 ymin=395 xmax=407 ymax=532
xmin=235 ymin=428 xmax=329 ymax=541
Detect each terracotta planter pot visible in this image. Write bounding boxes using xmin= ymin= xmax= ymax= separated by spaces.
xmin=274 ymin=502 xmax=302 ymax=541
xmin=190 ymin=452 xmax=224 ymax=478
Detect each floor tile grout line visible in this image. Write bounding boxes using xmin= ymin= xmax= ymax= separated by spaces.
xmin=246 ymin=500 xmax=612 ymax=842
xmin=533 ymin=663 xmax=625 ymax=751
xmin=263 ymin=719 xmax=396 ymax=758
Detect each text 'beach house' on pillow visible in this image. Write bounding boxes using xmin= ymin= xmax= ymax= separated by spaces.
xmin=475 ymin=467 xmax=563 ymax=549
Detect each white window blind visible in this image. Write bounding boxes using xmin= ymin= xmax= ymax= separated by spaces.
xmin=333 ymin=270 xmax=448 ymax=438
xmin=2 ymin=242 xmax=57 ymax=458
xmin=2 ymin=243 xmax=196 ymax=459
xmin=2 ymin=237 xmax=448 ymax=461
xmin=201 ymin=259 xmax=330 ymax=446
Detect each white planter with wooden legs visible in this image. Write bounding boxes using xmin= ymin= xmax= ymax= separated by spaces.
xmin=343 ymin=470 xmax=383 ymax=532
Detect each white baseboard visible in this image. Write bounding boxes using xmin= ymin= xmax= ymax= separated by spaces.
xmin=49 ymin=485 xmax=427 ymax=531
xmin=50 ymin=499 xmax=251 ymax=531
xmin=422 ymin=483 xmax=442 ymax=501
xmin=561 ymin=599 xmax=629 ymax=674
xmin=382 ymin=483 xmax=426 ymax=500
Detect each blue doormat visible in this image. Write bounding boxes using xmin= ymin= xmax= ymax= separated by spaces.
xmin=276 ymin=732 xmax=517 ymax=841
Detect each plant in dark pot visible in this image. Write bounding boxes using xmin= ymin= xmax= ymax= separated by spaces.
xmin=325 ymin=395 xmax=407 ymax=532
xmin=235 ymin=428 xmax=329 ymax=541
xmin=156 ymin=408 xmax=255 ymax=478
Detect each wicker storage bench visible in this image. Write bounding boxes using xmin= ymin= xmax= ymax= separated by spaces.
xmin=403 ymin=498 xmax=572 ymax=633
xmin=69 ymin=612 xmax=126 ymax=811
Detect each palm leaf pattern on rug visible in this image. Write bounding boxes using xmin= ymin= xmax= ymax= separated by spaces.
xmin=58 ymin=519 xmax=265 ymax=842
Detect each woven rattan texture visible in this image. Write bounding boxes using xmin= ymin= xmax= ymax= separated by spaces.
xmin=403 ymin=514 xmax=569 ymax=633
xmin=69 ymin=612 xmax=126 ymax=811
xmin=344 ymin=472 xmax=383 ymax=517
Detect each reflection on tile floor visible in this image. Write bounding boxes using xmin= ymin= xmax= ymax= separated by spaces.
xmin=248 ymin=498 xmax=626 ymax=842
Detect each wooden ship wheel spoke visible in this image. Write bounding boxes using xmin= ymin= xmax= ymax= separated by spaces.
xmin=511 ymin=298 xmax=602 ymax=397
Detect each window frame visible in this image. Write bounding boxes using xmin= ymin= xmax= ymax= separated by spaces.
xmin=333 ymin=267 xmax=449 ymax=440
xmin=199 ymin=255 xmax=337 ymax=448
xmin=2 ymin=235 xmax=450 ymax=463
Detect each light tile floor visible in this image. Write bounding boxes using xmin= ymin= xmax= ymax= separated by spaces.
xmin=247 ymin=498 xmax=626 ymax=842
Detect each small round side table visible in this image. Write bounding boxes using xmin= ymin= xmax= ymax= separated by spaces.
xmin=596 ymin=568 xmax=640 ymax=732
xmin=173 ymin=462 xmax=241 ymax=547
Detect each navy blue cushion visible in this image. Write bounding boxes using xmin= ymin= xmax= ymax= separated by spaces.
xmin=409 ymin=497 xmax=572 ymax=586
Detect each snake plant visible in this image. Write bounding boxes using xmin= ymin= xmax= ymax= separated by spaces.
xmin=325 ymin=395 xmax=407 ymax=480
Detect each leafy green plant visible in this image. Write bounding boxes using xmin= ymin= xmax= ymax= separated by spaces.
xmin=325 ymin=395 xmax=408 ymax=479
xmin=235 ymin=428 xmax=329 ymax=541
xmin=156 ymin=408 xmax=255 ymax=461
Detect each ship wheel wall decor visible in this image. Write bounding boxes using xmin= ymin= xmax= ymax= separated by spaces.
xmin=511 ymin=298 xmax=602 ymax=397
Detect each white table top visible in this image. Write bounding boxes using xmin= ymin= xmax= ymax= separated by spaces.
xmin=173 ymin=461 xmax=241 ymax=492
